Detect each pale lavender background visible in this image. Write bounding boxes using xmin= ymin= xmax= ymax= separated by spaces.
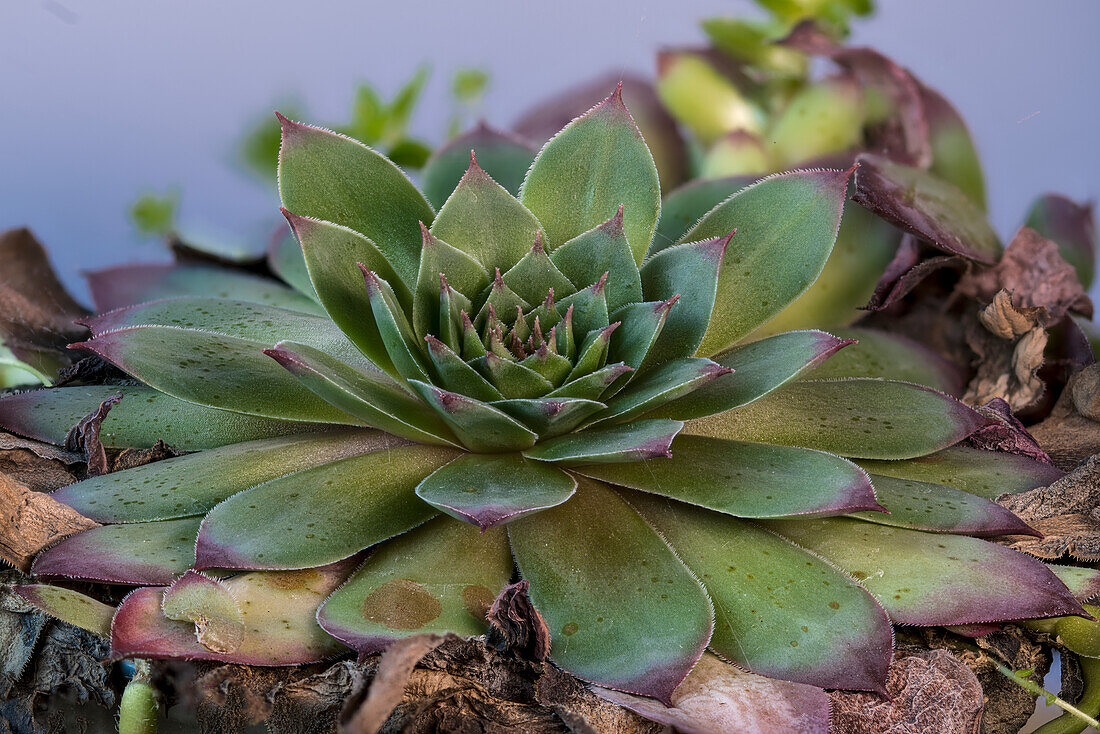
xmin=2 ymin=0 xmax=1098 ymax=303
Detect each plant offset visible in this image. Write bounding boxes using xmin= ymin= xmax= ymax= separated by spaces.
xmin=2 ymin=88 xmax=1088 ymax=702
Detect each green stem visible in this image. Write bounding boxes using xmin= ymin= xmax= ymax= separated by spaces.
xmin=1031 ymin=656 xmax=1100 ymax=734
xmin=118 ymin=659 xmax=159 ymax=734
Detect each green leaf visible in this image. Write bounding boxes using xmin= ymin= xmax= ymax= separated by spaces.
xmin=195 ymin=444 xmax=454 ymax=570
xmin=472 ymin=353 xmax=555 ymax=400
xmin=765 ymin=517 xmax=1084 ymax=625
xmin=474 ymin=272 xmax=532 ymax=330
xmin=557 ymin=277 xmax=610 ymax=338
xmin=685 ymin=378 xmax=988 ymax=459
xmin=73 ymin=327 xmax=360 ymax=424
xmin=266 ymin=230 xmax=320 ymax=302
xmin=640 ymin=233 xmax=732 ymax=363
xmin=651 ymin=176 xmax=753 ymax=253
xmin=852 ymin=154 xmax=1001 ymax=264
xmin=766 ymin=77 xmax=864 ymax=167
xmin=277 ymin=115 xmax=434 ymax=288
xmin=922 ymin=85 xmax=987 ymax=212
xmin=33 ymin=517 xmax=201 ymax=585
xmin=578 ymin=435 xmax=879 ymax=518
xmin=548 ymin=362 xmax=633 ymax=401
xmin=82 ymin=296 xmax=367 ymax=369
xmin=550 ymin=208 xmax=642 ymax=312
xmin=86 ymin=263 xmax=323 ymax=315
xmin=412 ymin=225 xmax=490 ymax=342
xmin=593 ymin=358 xmax=731 ymax=425
xmin=430 ymin=155 xmax=543 ymax=273
xmin=644 ymin=330 xmax=852 ymax=421
xmin=631 ymin=494 xmax=891 ymax=692
xmin=14 ymin=585 xmax=114 ymax=637
xmin=0 ymin=386 xmax=316 ymax=451
xmin=501 ymin=234 xmax=577 ymax=305
xmin=655 ymin=52 xmax=765 ymax=145
xmin=265 ymin=342 xmax=459 ymax=446
xmin=757 ymin=205 xmax=900 ymax=336
xmin=520 ymin=86 xmax=661 ymax=263
xmin=318 ymin=518 xmax=513 ymax=653
xmin=680 ymin=169 xmax=852 ymax=355
xmin=424 ymin=335 xmax=502 ymax=402
xmin=604 ymin=300 xmax=675 ymax=372
xmin=855 ymin=446 xmax=1066 ymax=499
xmin=407 ymin=380 xmax=539 ymax=452
xmin=519 ymin=346 xmax=572 ymax=386
xmin=358 ymin=266 xmax=431 ymax=384
xmin=850 ymin=474 xmax=1037 ymax=536
xmin=421 ymin=124 xmax=536 ymax=209
xmin=282 ymin=211 xmax=411 ymax=374
xmin=52 ymin=430 xmax=397 ymax=523
xmin=112 ymin=557 xmax=357 ymax=665
xmin=509 ymin=478 xmax=712 ymax=702
xmin=700 ymin=131 xmax=770 ymax=179
xmin=523 ymin=419 xmax=684 ymax=465
xmin=416 ymin=453 xmax=577 ymax=528
xmin=805 ymin=327 xmax=964 ymax=395
xmin=490 ymin=397 xmax=607 ymax=437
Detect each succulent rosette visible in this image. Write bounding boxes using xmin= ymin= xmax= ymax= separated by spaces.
xmin=4 ymin=87 xmax=1091 ymax=702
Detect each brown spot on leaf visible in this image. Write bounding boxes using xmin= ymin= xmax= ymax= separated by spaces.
xmin=362 ymin=579 xmax=441 ymax=630
xmin=461 ymin=584 xmax=495 ymax=622
xmin=265 ymin=568 xmax=321 ymax=591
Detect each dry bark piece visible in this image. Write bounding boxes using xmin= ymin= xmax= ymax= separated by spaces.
xmin=1029 ymin=365 xmax=1100 ymax=469
xmin=964 ymin=291 xmax=1049 ymax=411
xmin=485 ymin=579 xmax=551 ymax=661
xmin=340 ymin=633 xmax=447 ymax=734
xmin=0 ymin=432 xmax=81 ymax=492
xmin=0 ymin=472 xmax=99 ymax=572
xmin=828 ymin=647 xmax=984 ymax=734
xmin=997 ymin=455 xmax=1100 ymax=562
xmin=958 ymin=227 xmax=1094 ymax=323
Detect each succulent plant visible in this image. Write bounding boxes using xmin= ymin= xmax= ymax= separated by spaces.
xmin=4 ymin=87 xmax=1091 ymax=704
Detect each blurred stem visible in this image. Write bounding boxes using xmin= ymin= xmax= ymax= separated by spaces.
xmin=993 ymin=658 xmax=1100 ymax=732
xmin=118 ymin=659 xmax=159 ymax=734
xmin=1031 ymin=656 xmax=1100 ymax=734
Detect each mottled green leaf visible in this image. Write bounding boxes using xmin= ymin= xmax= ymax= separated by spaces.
xmin=680 ymin=169 xmax=851 ymax=355
xmin=685 ymin=379 xmax=988 ymax=459
xmin=578 ymin=435 xmax=879 ymax=518
xmin=766 ymin=517 xmax=1083 ymax=625
xmin=265 ymin=342 xmax=459 ymax=446
xmin=13 ymin=585 xmax=114 ymax=637
xmin=524 ymin=419 xmax=683 ymax=465
xmin=852 ymin=153 xmax=1001 ymax=264
xmin=509 ymin=478 xmax=712 ymax=702
xmin=53 ymin=430 xmax=397 ymax=523
xmin=408 ymin=381 xmax=538 ymax=452
xmin=282 ymin=212 xmax=411 ymax=375
xmin=194 ymin=444 xmax=454 ymax=570
xmin=421 ymin=123 xmax=537 ymax=209
xmin=855 ymin=446 xmax=1066 ymax=500
xmin=318 ymin=518 xmax=513 ymax=652
xmin=631 ymin=494 xmax=891 ymax=692
xmin=278 ymin=115 xmax=434 ymax=287
xmin=430 ymin=155 xmax=542 ymax=273
xmin=73 ymin=327 xmax=359 ymax=424
xmin=805 ymin=327 xmax=964 ymax=395
xmin=416 ymin=453 xmax=576 ymax=528
xmin=33 ymin=518 xmax=201 ymax=585
xmin=0 ymin=386 xmax=321 ymax=451
xmin=851 ymin=474 xmax=1037 ymax=536
xmin=86 ymin=263 xmax=323 ymax=315
xmin=161 ymin=571 xmax=245 ymax=654
xmin=644 ymin=330 xmax=851 ymax=421
xmin=520 ymin=86 xmax=660 ymax=263
xmin=551 ymin=208 xmax=642 ymax=312
xmin=82 ymin=297 xmax=367 ymax=369
xmin=112 ymin=557 xmax=357 ymax=665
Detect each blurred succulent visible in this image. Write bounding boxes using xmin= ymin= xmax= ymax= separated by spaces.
xmin=6 ymin=88 xmax=1091 ymax=704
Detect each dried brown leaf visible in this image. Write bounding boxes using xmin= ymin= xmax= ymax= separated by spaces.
xmin=340 ymin=633 xmax=447 ymax=734
xmin=0 ymin=473 xmax=98 ymax=572
xmin=997 ymin=455 xmax=1100 ymax=561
